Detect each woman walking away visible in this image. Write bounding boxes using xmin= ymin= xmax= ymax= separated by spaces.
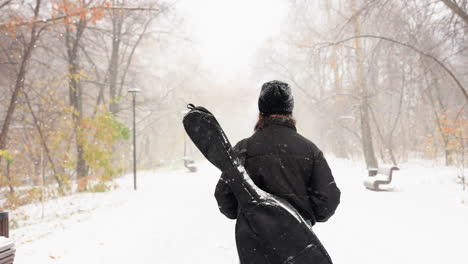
xmin=215 ymin=80 xmax=341 ymax=263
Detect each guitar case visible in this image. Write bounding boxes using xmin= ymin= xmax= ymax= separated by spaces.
xmin=182 ymin=104 xmax=333 ymax=264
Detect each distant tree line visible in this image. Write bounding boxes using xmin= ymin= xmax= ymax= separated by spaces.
xmin=0 ymin=0 xmax=197 ymax=208
xmin=256 ymin=0 xmax=467 ymax=181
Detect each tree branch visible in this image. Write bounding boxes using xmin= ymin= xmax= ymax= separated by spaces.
xmin=0 ymin=0 xmax=12 ymax=10
xmin=309 ymin=34 xmax=468 ymax=103
xmin=0 ymin=6 xmax=160 ymax=28
xmin=440 ymin=0 xmax=468 ymax=25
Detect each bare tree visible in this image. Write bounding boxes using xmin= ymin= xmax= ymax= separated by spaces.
xmin=0 ymin=0 xmax=44 ymax=167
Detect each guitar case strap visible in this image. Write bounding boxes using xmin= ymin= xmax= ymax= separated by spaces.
xmin=237 ymin=139 xmax=248 ymax=166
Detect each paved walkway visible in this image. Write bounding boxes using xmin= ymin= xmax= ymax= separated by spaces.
xmin=14 ymin=160 xmax=468 ymax=263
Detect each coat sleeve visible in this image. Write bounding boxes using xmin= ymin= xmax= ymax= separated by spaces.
xmin=214 ymin=141 xmax=244 ymax=219
xmin=214 ymin=173 xmax=238 ymax=219
xmin=309 ymin=151 xmax=341 ymax=222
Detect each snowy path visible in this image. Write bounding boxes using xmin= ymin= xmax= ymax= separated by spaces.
xmin=13 ymin=159 xmax=468 ymax=264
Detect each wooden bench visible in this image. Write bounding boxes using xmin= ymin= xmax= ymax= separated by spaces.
xmin=0 ymin=212 xmax=14 ymax=264
xmin=363 ymin=166 xmax=399 ymax=191
xmin=183 ymin=157 xmax=197 ymax=173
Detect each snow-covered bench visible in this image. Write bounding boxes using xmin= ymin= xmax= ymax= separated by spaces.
xmin=363 ymin=166 xmax=399 ymax=191
xmin=0 ymin=237 xmax=15 ymax=264
xmin=183 ymin=157 xmax=197 ymax=173
xmin=0 ymin=212 xmax=14 ymax=264
xmin=0 ymin=213 xmax=6 ymax=238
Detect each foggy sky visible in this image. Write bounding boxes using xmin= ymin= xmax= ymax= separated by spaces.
xmin=177 ymin=0 xmax=288 ymax=80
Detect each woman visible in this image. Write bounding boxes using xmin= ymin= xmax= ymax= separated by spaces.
xmin=215 ymin=80 xmax=341 ymax=262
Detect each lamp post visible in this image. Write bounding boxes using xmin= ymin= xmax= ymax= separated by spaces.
xmin=128 ymin=88 xmax=140 ymax=190
xmin=181 ymin=109 xmax=197 ymax=172
xmin=181 ymin=110 xmax=189 ymax=160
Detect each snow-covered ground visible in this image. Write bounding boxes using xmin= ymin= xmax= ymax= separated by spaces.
xmin=11 ymin=157 xmax=468 ymax=264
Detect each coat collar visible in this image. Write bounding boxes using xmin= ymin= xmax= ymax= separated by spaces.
xmin=262 ymin=116 xmax=297 ymax=131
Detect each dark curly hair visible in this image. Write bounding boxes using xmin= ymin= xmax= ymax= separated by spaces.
xmin=254 ymin=113 xmax=296 ymax=131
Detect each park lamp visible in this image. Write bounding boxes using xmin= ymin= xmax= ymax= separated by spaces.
xmin=128 ymin=88 xmax=140 ymax=191
xmin=128 ymin=88 xmax=141 ymax=94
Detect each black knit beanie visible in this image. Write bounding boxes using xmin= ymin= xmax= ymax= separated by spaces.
xmin=258 ymin=80 xmax=294 ymax=115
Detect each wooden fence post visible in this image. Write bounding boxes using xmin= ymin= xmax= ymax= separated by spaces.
xmin=0 ymin=211 xmax=9 ymax=238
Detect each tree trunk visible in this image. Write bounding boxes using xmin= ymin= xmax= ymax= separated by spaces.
xmin=440 ymin=0 xmax=468 ymax=25
xmin=5 ymin=161 xmax=13 ymax=193
xmin=0 ymin=6 xmax=40 ymax=155
xmin=444 ymin=148 xmax=453 ymax=166
xmin=117 ymin=15 xmax=155 ymax=100
xmin=424 ymin=72 xmax=453 ymax=166
xmin=108 ymin=8 xmax=123 ymax=115
xmin=327 ymin=0 xmax=347 ymax=159
xmin=65 ymin=20 xmax=88 ymax=188
xmin=369 ymin=106 xmax=398 ymax=166
xmin=0 ymin=0 xmax=42 ymax=193
xmin=23 ymin=92 xmax=64 ymax=190
xmin=360 ymin=104 xmax=379 ymax=168
xmin=351 ymin=0 xmax=378 ymax=169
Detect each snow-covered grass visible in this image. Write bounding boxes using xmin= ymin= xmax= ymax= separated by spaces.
xmin=318 ymin=157 xmax=467 ymax=264
xmin=11 ymin=157 xmax=468 ymax=264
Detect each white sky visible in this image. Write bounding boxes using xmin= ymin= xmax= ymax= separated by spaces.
xmin=178 ymin=0 xmax=289 ymax=79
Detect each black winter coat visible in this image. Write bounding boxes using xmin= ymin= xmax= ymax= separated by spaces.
xmin=215 ymin=118 xmax=341 ymax=226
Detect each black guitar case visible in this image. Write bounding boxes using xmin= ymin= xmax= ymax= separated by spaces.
xmin=182 ymin=104 xmax=333 ymax=264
